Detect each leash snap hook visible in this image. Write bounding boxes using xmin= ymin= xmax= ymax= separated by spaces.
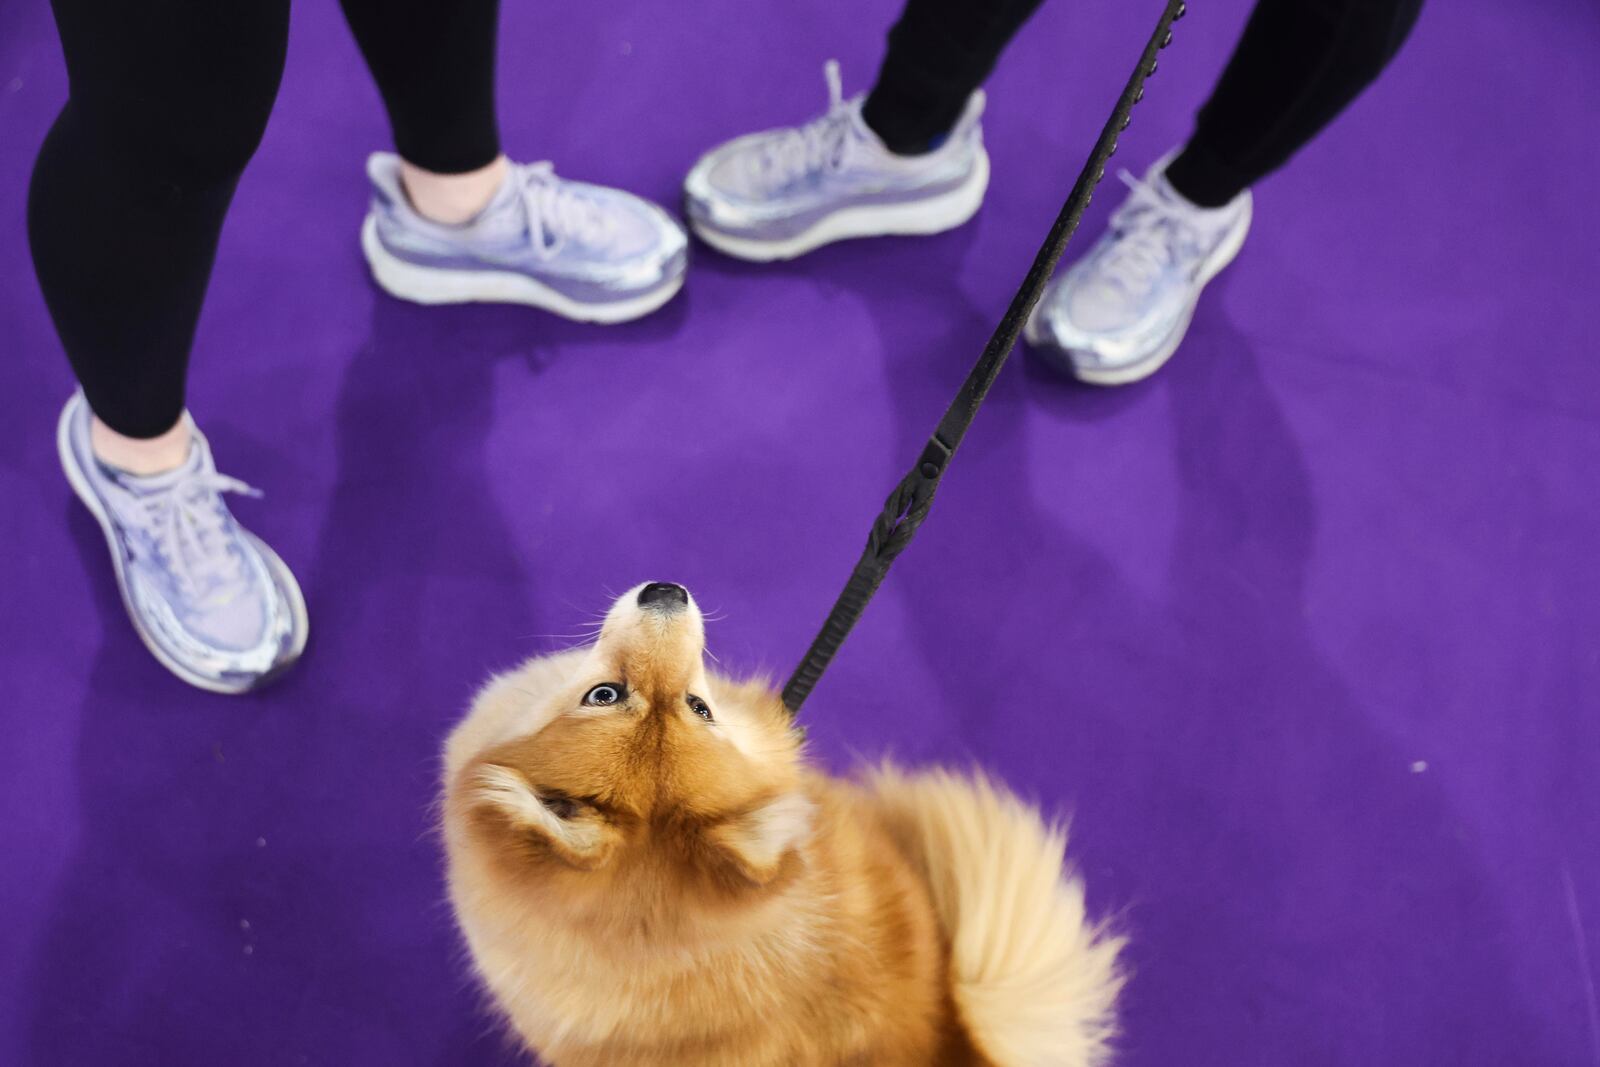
xmin=916 ymin=437 xmax=953 ymax=484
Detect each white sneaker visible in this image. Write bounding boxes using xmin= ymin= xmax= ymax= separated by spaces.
xmin=362 ymin=154 xmax=688 ymax=324
xmin=1025 ymin=153 xmax=1251 ymax=385
xmin=684 ymin=61 xmax=989 ymax=261
xmin=58 ymin=391 xmax=308 ymax=693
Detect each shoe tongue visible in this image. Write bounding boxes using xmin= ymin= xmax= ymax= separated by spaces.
xmin=101 ymin=442 xmax=205 ymax=494
xmin=1151 ymin=170 xmax=1180 ymax=201
xmin=846 ymin=100 xmax=894 ymax=156
xmin=1150 ymin=169 xmax=1238 ymax=224
xmin=845 ymin=100 xmax=874 ymax=141
xmin=488 ymin=169 xmax=525 ymax=214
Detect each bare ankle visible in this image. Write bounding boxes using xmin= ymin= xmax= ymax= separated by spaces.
xmin=400 ymin=155 xmax=511 ymax=225
xmin=90 ymin=415 xmax=192 ymax=476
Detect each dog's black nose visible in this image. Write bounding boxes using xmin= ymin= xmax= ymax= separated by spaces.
xmin=638 ymin=582 xmax=689 ymax=610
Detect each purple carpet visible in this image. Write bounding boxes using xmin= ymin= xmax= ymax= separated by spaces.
xmin=2 ymin=0 xmax=1597 ymax=1063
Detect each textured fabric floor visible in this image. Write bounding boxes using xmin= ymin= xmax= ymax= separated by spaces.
xmin=2 ymin=1 xmax=1597 ymax=1064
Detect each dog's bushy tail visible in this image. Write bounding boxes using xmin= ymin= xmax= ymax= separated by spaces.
xmin=864 ymin=766 xmax=1125 ymax=1067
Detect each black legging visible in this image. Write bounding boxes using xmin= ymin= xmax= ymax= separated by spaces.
xmin=862 ymin=0 xmax=1424 ymax=208
xmin=33 ymin=0 xmax=1420 ymax=438
xmin=27 ymin=0 xmax=502 ymax=439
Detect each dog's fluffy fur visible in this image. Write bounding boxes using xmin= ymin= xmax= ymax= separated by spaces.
xmin=442 ymin=585 xmax=1123 ymax=1066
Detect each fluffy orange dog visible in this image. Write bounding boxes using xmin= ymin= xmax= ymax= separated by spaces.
xmin=442 ymin=582 xmax=1122 ymax=1066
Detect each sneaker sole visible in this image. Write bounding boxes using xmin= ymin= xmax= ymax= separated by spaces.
xmin=361 ymin=216 xmax=684 ymax=325
xmin=1025 ymin=195 xmax=1252 ymax=386
xmin=56 ymin=398 xmax=309 ymax=696
xmin=689 ymin=148 xmax=991 ymax=262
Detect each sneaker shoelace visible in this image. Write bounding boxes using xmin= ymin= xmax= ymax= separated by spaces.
xmin=104 ymin=465 xmax=262 ymax=606
xmin=751 ymin=60 xmax=855 ymax=192
xmin=1095 ymin=170 xmax=1211 ymax=298
xmin=517 ymin=161 xmax=617 ymax=257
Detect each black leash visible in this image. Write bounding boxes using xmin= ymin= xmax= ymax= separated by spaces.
xmin=781 ymin=0 xmax=1188 ymax=716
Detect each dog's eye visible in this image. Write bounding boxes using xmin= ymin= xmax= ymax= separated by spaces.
xmin=687 ymin=695 xmax=713 ymax=722
xmin=583 ymin=684 xmax=625 ymax=707
xmin=541 ymin=794 xmax=580 ymax=820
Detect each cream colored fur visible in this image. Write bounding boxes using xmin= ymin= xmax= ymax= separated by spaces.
xmin=443 ymin=586 xmax=1124 ymax=1066
xmin=867 ymin=766 xmax=1126 ymax=1067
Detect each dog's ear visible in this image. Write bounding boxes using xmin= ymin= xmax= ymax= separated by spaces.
xmin=467 ymin=764 xmax=619 ymax=870
xmin=703 ymin=791 xmax=814 ymax=886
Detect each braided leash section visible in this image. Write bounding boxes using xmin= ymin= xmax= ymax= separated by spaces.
xmin=782 ymin=0 xmax=1189 ymax=716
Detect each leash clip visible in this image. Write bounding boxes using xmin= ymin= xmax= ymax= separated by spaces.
xmin=916 ymin=436 xmax=954 ymax=483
